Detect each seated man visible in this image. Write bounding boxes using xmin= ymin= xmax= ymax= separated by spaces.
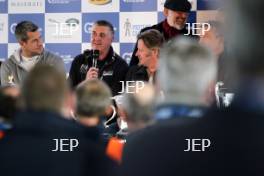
xmin=1 ymin=21 xmax=65 ymax=86
xmin=69 ymin=20 xmax=128 ymax=96
xmin=126 ymin=29 xmax=164 ymax=84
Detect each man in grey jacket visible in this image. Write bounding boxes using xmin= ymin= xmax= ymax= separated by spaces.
xmin=1 ymin=21 xmax=65 ymax=86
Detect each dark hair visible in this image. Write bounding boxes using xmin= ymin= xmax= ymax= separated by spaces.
xmin=93 ymin=20 xmax=114 ymax=35
xmin=15 ymin=21 xmax=39 ymax=42
xmin=137 ymin=29 xmax=164 ymax=49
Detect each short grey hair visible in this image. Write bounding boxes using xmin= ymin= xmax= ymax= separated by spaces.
xmin=158 ymin=37 xmax=217 ymax=105
xmin=15 ymin=21 xmax=39 ymax=42
xmin=75 ymin=80 xmax=112 ymax=117
xmin=121 ymin=83 xmax=155 ymax=123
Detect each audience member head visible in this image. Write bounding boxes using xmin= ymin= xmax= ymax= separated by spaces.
xmin=21 ymin=63 xmax=69 ymax=114
xmin=163 ymin=0 xmax=191 ymax=30
xmin=136 ymin=29 xmax=164 ymax=73
xmin=75 ymin=79 xmax=112 ymax=126
xmin=226 ymin=0 xmax=264 ymax=79
xmin=120 ymin=83 xmax=155 ymax=132
xmin=91 ymin=20 xmax=114 ymax=60
xmin=15 ymin=21 xmax=43 ymax=57
xmin=199 ymin=20 xmax=224 ymax=57
xmin=158 ymin=37 xmax=217 ymax=106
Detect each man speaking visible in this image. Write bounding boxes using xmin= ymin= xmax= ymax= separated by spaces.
xmin=69 ymin=20 xmax=128 ymax=96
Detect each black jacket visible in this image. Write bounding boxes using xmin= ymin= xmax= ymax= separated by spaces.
xmin=121 ymin=103 xmax=264 ymax=176
xmin=69 ymin=47 xmax=128 ymax=96
xmin=0 ymin=110 xmax=119 ymax=176
xmin=125 ymin=65 xmax=149 ymax=82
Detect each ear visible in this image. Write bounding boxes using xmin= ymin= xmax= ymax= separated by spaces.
xmin=152 ymin=48 xmax=159 ymax=57
xmin=111 ymin=33 xmax=114 ymax=42
xmin=163 ymin=8 xmax=169 ymax=17
xmin=61 ymin=91 xmax=76 ymax=119
xmin=19 ymin=40 xmax=25 ymax=47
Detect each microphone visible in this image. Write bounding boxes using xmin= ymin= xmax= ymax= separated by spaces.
xmin=92 ymin=49 xmax=99 ymax=68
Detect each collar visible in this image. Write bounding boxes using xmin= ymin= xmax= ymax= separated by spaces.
xmin=103 ymin=46 xmax=115 ymax=63
xmin=154 ymin=104 xmax=206 ymax=120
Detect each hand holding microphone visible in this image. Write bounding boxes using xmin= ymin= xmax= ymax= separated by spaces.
xmin=86 ymin=49 xmax=100 ymax=80
xmin=86 ymin=67 xmax=99 ymax=80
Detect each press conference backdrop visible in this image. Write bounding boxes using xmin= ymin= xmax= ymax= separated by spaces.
xmin=0 ymin=0 xmax=220 ymax=72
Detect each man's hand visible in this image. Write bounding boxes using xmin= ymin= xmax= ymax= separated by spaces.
xmin=86 ymin=67 xmax=99 ymax=80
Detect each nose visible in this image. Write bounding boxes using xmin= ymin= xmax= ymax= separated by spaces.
xmin=178 ymin=12 xmax=188 ymax=19
xmin=38 ymin=38 xmax=43 ymax=46
xmin=136 ymin=50 xmax=140 ymax=57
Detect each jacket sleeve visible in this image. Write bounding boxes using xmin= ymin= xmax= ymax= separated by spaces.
xmin=112 ymin=60 xmax=128 ymax=96
xmin=52 ymin=55 xmax=66 ymax=75
xmin=68 ymin=55 xmax=83 ymax=88
xmin=1 ymin=61 xmax=13 ymax=86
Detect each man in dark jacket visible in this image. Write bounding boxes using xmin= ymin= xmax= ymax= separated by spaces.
xmin=69 ymin=20 xmax=128 ymax=96
xmin=0 ymin=64 xmax=119 ymax=176
xmin=129 ymin=0 xmax=193 ymax=66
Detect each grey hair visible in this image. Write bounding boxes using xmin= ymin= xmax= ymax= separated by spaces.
xmin=75 ymin=80 xmax=112 ymax=117
xmin=158 ymin=37 xmax=217 ymax=105
xmin=121 ymin=83 xmax=155 ymax=123
xmin=15 ymin=21 xmax=39 ymax=42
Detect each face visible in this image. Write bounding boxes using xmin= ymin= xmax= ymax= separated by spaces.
xmin=136 ymin=39 xmax=156 ymax=67
xmin=20 ymin=31 xmax=43 ymax=57
xmin=91 ymin=25 xmax=113 ymax=55
xmin=164 ymin=9 xmax=189 ymax=30
xmin=199 ymin=27 xmax=224 ymax=56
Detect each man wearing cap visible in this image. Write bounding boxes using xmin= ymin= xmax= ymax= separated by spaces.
xmin=129 ymin=0 xmax=193 ymax=66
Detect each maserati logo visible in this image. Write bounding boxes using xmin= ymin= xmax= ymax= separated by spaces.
xmin=89 ymin=0 xmax=111 ymax=5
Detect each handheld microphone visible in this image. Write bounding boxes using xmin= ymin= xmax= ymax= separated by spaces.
xmin=92 ymin=50 xmax=99 ymax=68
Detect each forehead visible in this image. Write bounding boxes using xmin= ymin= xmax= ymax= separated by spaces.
xmin=26 ymin=31 xmax=41 ymax=39
xmin=168 ymin=9 xmax=188 ymax=16
xmin=203 ymin=27 xmax=218 ymax=37
xmin=137 ymin=39 xmax=148 ymax=49
xmin=91 ymin=25 xmax=112 ymax=33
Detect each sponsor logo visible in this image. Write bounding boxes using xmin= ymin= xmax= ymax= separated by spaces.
xmin=55 ymin=52 xmax=74 ymax=64
xmin=47 ymin=0 xmax=77 ymax=4
xmin=48 ymin=18 xmax=79 ymax=37
xmin=0 ymin=23 xmax=4 ymax=31
xmin=123 ymin=0 xmax=145 ymax=3
xmin=122 ymin=52 xmax=132 ymax=64
xmin=88 ymin=0 xmax=111 ymax=5
xmin=10 ymin=1 xmax=43 ymax=7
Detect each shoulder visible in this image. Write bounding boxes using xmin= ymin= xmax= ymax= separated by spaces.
xmin=113 ymin=53 xmax=128 ymax=67
xmin=1 ymin=57 xmax=15 ymax=69
xmin=141 ymin=21 xmax=163 ymax=33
